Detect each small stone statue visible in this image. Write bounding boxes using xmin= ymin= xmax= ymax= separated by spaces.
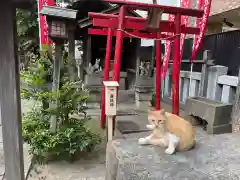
xmin=86 ymin=58 xmax=102 ymax=74
xmin=139 ymin=61 xmax=149 ymax=76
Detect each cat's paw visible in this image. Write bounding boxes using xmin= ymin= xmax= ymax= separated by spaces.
xmin=165 ymin=147 xmax=175 ymax=155
xmin=146 ymin=124 xmax=154 ymax=129
xmin=138 ymin=138 xmax=148 ymax=145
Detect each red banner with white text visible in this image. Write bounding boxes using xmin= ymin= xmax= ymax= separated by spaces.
xmin=190 ymin=0 xmax=212 ymax=62
xmin=180 ymin=0 xmax=190 ymax=59
xmin=161 ymin=14 xmax=175 ymax=80
xmin=161 ymin=0 xmax=190 ymax=80
xmin=192 ymin=0 xmax=203 ymax=55
xmin=38 ymin=0 xmax=54 ymax=46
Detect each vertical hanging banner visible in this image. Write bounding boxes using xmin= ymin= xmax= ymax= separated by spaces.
xmin=190 ymin=0 xmax=212 ymax=62
xmin=192 ymin=0 xmax=203 ymax=56
xmin=161 ymin=0 xmax=190 ymax=80
xmin=161 ymin=14 xmax=175 ymax=80
xmin=38 ymin=0 xmax=54 ymax=47
xmin=179 ymin=0 xmax=190 ymax=59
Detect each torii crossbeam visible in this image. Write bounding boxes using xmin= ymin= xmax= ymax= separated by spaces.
xmin=88 ymin=0 xmax=204 ymax=129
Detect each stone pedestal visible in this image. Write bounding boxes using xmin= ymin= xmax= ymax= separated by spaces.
xmin=108 ymin=71 xmax=127 ymax=90
xmin=135 ymin=76 xmax=153 ymax=109
xmin=84 ymin=72 xmax=104 ymax=107
xmin=185 ymin=97 xmax=232 ymax=134
xmin=84 ymin=72 xmax=104 ymax=87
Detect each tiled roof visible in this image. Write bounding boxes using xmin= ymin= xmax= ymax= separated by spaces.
xmin=41 ymin=5 xmax=77 ymax=19
xmin=210 ymin=0 xmax=240 ymax=16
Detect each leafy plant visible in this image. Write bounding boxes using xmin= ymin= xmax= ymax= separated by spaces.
xmin=42 ymin=78 xmax=90 ymax=126
xmin=20 ymin=47 xmax=53 ymax=101
xmin=22 ymin=108 xmax=101 ymax=162
xmin=22 ymin=79 xmax=99 ymax=162
xmin=16 ymin=6 xmax=39 ymax=52
xmin=151 ymin=92 xmax=156 ymax=107
xmin=21 ymin=48 xmax=101 ymax=163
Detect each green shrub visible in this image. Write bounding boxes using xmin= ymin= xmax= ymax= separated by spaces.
xmin=151 ymin=92 xmax=156 ymax=107
xmin=22 ymin=108 xmax=101 ymax=163
xmin=21 ymin=49 xmax=101 ymax=163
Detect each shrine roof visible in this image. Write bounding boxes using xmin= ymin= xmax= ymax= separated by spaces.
xmin=70 ymin=0 xmax=141 ymax=23
xmin=41 ymin=6 xmax=78 ymax=20
xmin=70 ymin=0 xmax=111 ymax=20
xmin=78 ymin=5 xmax=141 ymax=28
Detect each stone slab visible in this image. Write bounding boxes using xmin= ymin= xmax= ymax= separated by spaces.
xmin=185 ymin=97 xmax=232 ymax=134
xmin=117 ymin=121 xmax=150 ymax=134
xmin=135 ymin=76 xmax=154 ymax=87
xmin=135 ymin=92 xmax=152 ymax=101
xmin=106 ymin=132 xmax=240 ymax=180
xmin=84 ymin=108 xmax=138 ymax=117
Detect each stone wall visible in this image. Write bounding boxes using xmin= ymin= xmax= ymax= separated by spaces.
xmin=159 ymin=64 xmax=238 ymax=106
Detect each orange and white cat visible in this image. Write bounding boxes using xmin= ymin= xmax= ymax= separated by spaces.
xmin=138 ymin=109 xmax=196 ymax=155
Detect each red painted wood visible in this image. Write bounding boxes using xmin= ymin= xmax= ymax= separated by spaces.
xmin=172 ymin=14 xmax=181 ymax=115
xmin=88 ymin=28 xmax=174 ymax=39
xmin=89 ymin=12 xmax=151 ymax=22
xmin=88 ymin=0 xmax=206 ymax=121
xmin=155 ymin=35 xmax=161 ymax=110
xmin=113 ymin=6 xmax=126 ymax=83
xmin=101 ymin=28 xmax=113 ymax=129
xmin=104 ymin=0 xmax=204 ymax=18
xmin=91 ymin=17 xmax=200 ymax=34
xmin=112 ymin=6 xmax=126 ymax=134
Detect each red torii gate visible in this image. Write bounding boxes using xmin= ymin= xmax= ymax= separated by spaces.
xmin=88 ymin=0 xmax=204 ymax=129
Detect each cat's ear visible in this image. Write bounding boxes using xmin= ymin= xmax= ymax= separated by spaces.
xmin=148 ymin=107 xmax=155 ymax=114
xmin=148 ymin=109 xmax=153 ymax=114
xmin=159 ymin=109 xmax=165 ymax=115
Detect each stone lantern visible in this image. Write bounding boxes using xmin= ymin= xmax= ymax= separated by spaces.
xmin=41 ymin=6 xmax=77 ymax=43
xmin=41 ymin=6 xmax=77 ymax=131
xmin=48 ymin=20 xmax=68 ymax=42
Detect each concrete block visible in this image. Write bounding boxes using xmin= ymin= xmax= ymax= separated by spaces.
xmin=84 ymin=74 xmax=103 ymax=87
xmin=135 ymin=76 xmax=153 ymax=88
xmin=87 ymin=89 xmax=102 ymax=103
xmin=185 ymin=97 xmax=232 ymax=134
xmin=135 ymin=91 xmax=152 ymax=101
xmin=106 ymin=133 xmax=240 ymax=180
xmin=135 ymin=100 xmax=151 ymax=109
xmin=206 ymin=65 xmax=228 ymax=100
